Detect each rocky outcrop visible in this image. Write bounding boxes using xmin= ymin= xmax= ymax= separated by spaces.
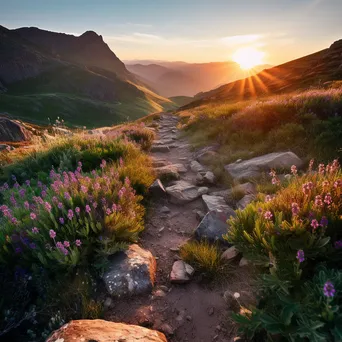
xmin=0 ymin=117 xmax=32 ymax=142
xmin=103 ymin=244 xmax=156 ymax=298
xmin=202 ymin=195 xmax=235 ymax=216
xmin=166 ymin=181 xmax=208 ymax=204
xmin=46 ymin=319 xmax=167 ymax=342
xmin=225 ymin=152 xmax=303 ymax=181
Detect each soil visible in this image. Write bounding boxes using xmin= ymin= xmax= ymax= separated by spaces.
xmin=105 ymin=113 xmax=255 ymax=342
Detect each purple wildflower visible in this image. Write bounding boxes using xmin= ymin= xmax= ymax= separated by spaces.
xmin=296 ymin=250 xmax=305 ymax=263
xmin=85 ymin=205 xmax=91 ymax=213
xmin=75 ymin=207 xmax=80 ymax=214
xmin=334 ymin=240 xmax=342 ymax=249
xmin=291 ymin=203 xmax=300 ymax=216
xmin=64 ymin=192 xmax=71 ymax=200
xmin=63 ymin=241 xmax=70 ymax=248
xmin=19 ymin=189 xmax=26 ymax=198
xmin=311 ymin=219 xmax=319 ymax=230
xmin=75 ymin=239 xmax=82 ymax=247
xmin=49 ymin=230 xmax=56 ymax=239
xmin=106 ymin=208 xmax=111 ymax=215
xmin=59 ymin=217 xmax=65 ymax=224
xmin=323 ymin=281 xmax=336 ymax=298
xmin=30 ymin=213 xmax=37 ymax=220
xmin=67 ymin=209 xmax=74 ymax=220
xmin=32 ymin=227 xmax=39 ymax=234
xmin=57 ymin=202 xmax=63 ymax=209
xmin=24 ymin=201 xmax=30 ymax=210
xmin=15 ymin=247 xmax=22 ymax=254
xmin=320 ymin=216 xmax=328 ymax=227
xmin=44 ymin=202 xmax=52 ymax=212
xmin=80 ymin=185 xmax=87 ymax=193
xmin=29 ymin=242 xmax=36 ymax=249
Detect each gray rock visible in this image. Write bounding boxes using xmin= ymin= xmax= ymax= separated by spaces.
xmin=0 ymin=117 xmax=32 ymax=142
xmin=202 ymin=195 xmax=236 ymax=216
xmin=104 ymin=297 xmax=113 ymax=308
xmin=170 ymin=260 xmax=194 ymax=283
xmin=221 ymin=246 xmax=239 ymax=260
xmin=149 ymin=179 xmax=166 ymax=197
xmin=190 ymin=160 xmax=205 ymax=173
xmin=166 ymin=181 xmax=208 ymax=204
xmin=152 ymin=159 xmax=169 ymax=168
xmin=193 ymin=209 xmax=206 ymax=221
xmin=151 ymin=145 xmax=170 ymax=153
xmin=103 ymin=244 xmax=156 ymax=297
xmin=194 ymin=145 xmax=220 ymax=163
xmin=160 ymin=206 xmax=171 ymax=214
xmin=236 ymin=194 xmax=256 ymax=210
xmin=196 ymin=172 xmax=204 ymax=185
xmin=203 ymin=171 xmax=215 ymax=184
xmin=0 ymin=144 xmax=10 ymax=151
xmin=154 ymin=139 xmax=174 ymax=145
xmin=154 ymin=165 xmax=180 ymax=181
xmin=195 ymin=210 xmax=234 ymax=244
xmin=239 ymin=257 xmax=249 ymax=267
xmin=225 ymin=152 xmax=303 ymax=181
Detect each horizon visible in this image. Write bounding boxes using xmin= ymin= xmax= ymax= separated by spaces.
xmin=1 ymin=0 xmax=342 ymax=65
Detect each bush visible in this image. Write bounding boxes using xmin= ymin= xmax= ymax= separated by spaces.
xmin=227 ymin=160 xmax=342 ymax=341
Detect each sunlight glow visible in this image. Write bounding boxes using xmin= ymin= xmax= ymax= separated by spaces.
xmin=232 ymin=47 xmax=265 ymax=70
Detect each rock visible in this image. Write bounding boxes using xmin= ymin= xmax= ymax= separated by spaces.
xmin=149 ymin=179 xmax=166 ymax=197
xmin=0 ymin=144 xmax=10 ymax=151
xmin=151 ymin=145 xmax=170 ymax=153
xmin=284 ymin=174 xmax=292 ymax=181
xmin=0 ymin=117 xmax=32 ymax=142
xmin=170 ymin=260 xmax=194 ymax=283
xmin=236 ymin=194 xmax=256 ymax=210
xmin=170 ymin=247 xmax=180 ymax=252
xmin=196 ymin=172 xmax=204 ymax=185
xmin=202 ymin=195 xmax=236 ymax=216
xmin=153 ymin=289 xmax=166 ymax=298
xmin=190 ymin=160 xmax=205 ymax=173
xmin=159 ymin=285 xmax=169 ymax=292
xmin=166 ymin=181 xmax=208 ymax=205
xmin=239 ymin=257 xmax=249 ymax=267
xmin=160 ymin=206 xmax=171 ymax=214
xmin=221 ymin=246 xmax=239 ymax=260
xmin=154 ymin=139 xmax=174 ymax=145
xmin=197 ymin=151 xmax=218 ymax=164
xmin=159 ymin=323 xmax=174 ymax=336
xmin=203 ymin=171 xmax=215 ymax=184
xmin=194 ymin=145 xmax=220 ymax=164
xmin=198 ymin=187 xmax=209 ymax=195
xmin=193 ymin=209 xmax=206 ymax=221
xmin=46 ymin=319 xmax=167 ymax=342
xmin=195 ymin=210 xmax=234 ymax=244
xmin=152 ymin=159 xmax=169 ymax=168
xmin=104 ymin=297 xmax=113 ymax=309
xmin=225 ymin=152 xmax=303 ymax=181
xmin=208 ymin=307 xmax=215 ymax=316
xmin=155 ymin=165 xmax=180 ymax=181
xmin=103 ymin=244 xmax=156 ymax=297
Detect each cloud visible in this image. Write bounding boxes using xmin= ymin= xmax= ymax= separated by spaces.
xmin=133 ymin=33 xmax=161 ymax=40
xmin=220 ymin=34 xmax=262 ymax=46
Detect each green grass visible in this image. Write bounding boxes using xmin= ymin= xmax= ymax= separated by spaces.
xmin=169 ymin=96 xmax=194 ymax=107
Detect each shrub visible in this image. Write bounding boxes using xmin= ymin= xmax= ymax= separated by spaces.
xmin=227 ymin=160 xmax=342 ymax=340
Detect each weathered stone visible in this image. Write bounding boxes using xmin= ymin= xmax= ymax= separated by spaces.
xmin=0 ymin=117 xmax=32 ymax=142
xmin=193 ymin=209 xmax=206 ymax=221
xmin=151 ymin=145 xmax=170 ymax=153
xmin=239 ymin=257 xmax=249 ymax=267
xmin=196 ymin=172 xmax=204 ymax=185
xmin=236 ymin=194 xmax=256 ymax=210
xmin=46 ymin=320 xmax=167 ymax=342
xmin=155 ymin=166 xmax=180 ymax=181
xmin=203 ymin=171 xmax=215 ymax=184
xmin=194 ymin=145 xmax=220 ymax=163
xmin=152 ymin=159 xmax=169 ymax=168
xmin=197 ymin=150 xmax=218 ymax=164
xmin=190 ymin=160 xmax=205 ymax=173
xmin=154 ymin=139 xmax=174 ymax=145
xmin=149 ymin=179 xmax=166 ymax=197
xmin=195 ymin=211 xmax=234 ymax=244
xmin=104 ymin=297 xmax=113 ymax=309
xmin=103 ymin=244 xmax=156 ymax=297
xmin=170 ymin=260 xmax=194 ymax=283
xmin=160 ymin=206 xmax=171 ymax=214
xmin=166 ymin=181 xmax=208 ymax=205
xmin=202 ymin=195 xmax=236 ymax=216
xmin=221 ymin=246 xmax=239 ymax=260
xmin=158 ymin=323 xmax=174 ymax=336
xmin=225 ymin=152 xmax=303 ymax=181
xmin=0 ymin=144 xmax=10 ymax=151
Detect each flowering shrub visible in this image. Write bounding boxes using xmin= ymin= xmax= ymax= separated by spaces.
xmin=227 ymin=160 xmax=342 ymax=340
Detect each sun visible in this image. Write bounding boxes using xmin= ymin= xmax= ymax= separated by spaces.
xmin=232 ymin=47 xmax=265 ymax=70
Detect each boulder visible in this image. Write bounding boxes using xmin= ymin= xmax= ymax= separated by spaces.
xmin=225 ymin=152 xmax=303 ymax=181
xmin=194 ymin=145 xmax=220 ymax=164
xmin=0 ymin=117 xmax=32 ymax=142
xmin=236 ymin=194 xmax=256 ymax=210
xmin=155 ymin=166 xmax=180 ymax=181
xmin=46 ymin=320 xmax=167 ymax=342
xmin=202 ymin=195 xmax=236 ymax=216
xmin=190 ymin=160 xmax=205 ymax=173
xmin=195 ymin=210 xmax=234 ymax=244
xmin=170 ymin=260 xmax=194 ymax=283
xmin=239 ymin=257 xmax=249 ymax=267
xmin=151 ymin=145 xmax=170 ymax=153
xmin=103 ymin=244 xmax=156 ymax=297
xmin=166 ymin=181 xmax=208 ymax=205
xmin=149 ymin=179 xmax=166 ymax=197
xmin=152 ymin=159 xmax=169 ymax=168
xmin=221 ymin=246 xmax=239 ymax=260
xmin=203 ymin=171 xmax=215 ymax=184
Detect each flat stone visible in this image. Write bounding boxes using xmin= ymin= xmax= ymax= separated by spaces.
xmin=202 ymin=195 xmax=236 ymax=216
xmin=170 ymin=260 xmax=194 ymax=283
xmin=203 ymin=171 xmax=215 ymax=184
xmin=149 ymin=179 xmax=166 ymax=197
xmin=221 ymin=246 xmax=239 ymax=260
xmin=190 ymin=160 xmax=205 ymax=173
xmin=195 ymin=210 xmax=234 ymax=244
xmin=155 ymin=166 xmax=180 ymax=181
xmin=152 ymin=159 xmax=169 ymax=168
xmin=151 ymin=145 xmax=170 ymax=153
xmin=239 ymin=257 xmax=249 ymax=267
xmin=154 ymin=139 xmax=174 ymax=145
xmin=166 ymin=181 xmax=208 ymax=205
xmin=160 ymin=206 xmax=171 ymax=213
xmin=103 ymin=244 xmax=156 ymax=298
xmin=237 ymin=194 xmax=256 ymax=210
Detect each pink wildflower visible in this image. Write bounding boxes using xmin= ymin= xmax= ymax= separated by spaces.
xmin=44 ymin=202 xmax=52 ymax=212
xmin=49 ymin=229 xmax=56 ymax=239
xmin=30 ymin=212 xmax=37 ymax=220
xmin=314 ymin=195 xmax=323 ymax=207
xmin=100 ymin=159 xmax=107 ymax=169
xmin=291 ymin=165 xmax=297 ymax=175
xmin=75 ymin=207 xmax=80 ymax=214
xmin=85 ymin=205 xmax=91 ymax=213
xmin=63 ymin=241 xmax=70 ymax=248
xmin=75 ymin=239 xmax=82 ymax=247
xmin=311 ymin=219 xmax=319 ymax=230
xmin=67 ymin=209 xmax=74 ymax=220
xmin=291 ymin=203 xmax=300 ymax=216
xmin=264 ymin=211 xmax=273 ymax=220
xmin=32 ymin=227 xmax=39 ymax=234
xmin=324 ymin=193 xmax=332 ymax=206
xmin=318 ymin=164 xmax=325 ymax=174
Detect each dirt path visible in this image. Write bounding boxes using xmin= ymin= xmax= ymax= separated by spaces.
xmin=105 ymin=113 xmax=251 ymax=342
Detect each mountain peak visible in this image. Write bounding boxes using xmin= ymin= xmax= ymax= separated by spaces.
xmin=80 ymin=30 xmax=103 ymax=41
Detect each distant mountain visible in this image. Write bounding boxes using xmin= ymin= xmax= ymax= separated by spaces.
xmin=182 ymin=39 xmax=342 ymax=109
xmin=0 ymin=26 xmax=173 ymax=127
xmin=126 ymin=61 xmax=271 ymax=97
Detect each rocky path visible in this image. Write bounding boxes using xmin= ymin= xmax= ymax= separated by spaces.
xmin=105 ymin=113 xmax=253 ymax=342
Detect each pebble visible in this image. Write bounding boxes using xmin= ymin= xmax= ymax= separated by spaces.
xmin=208 ymin=307 xmax=214 ymax=316
xmin=159 ymin=323 xmax=174 ymax=335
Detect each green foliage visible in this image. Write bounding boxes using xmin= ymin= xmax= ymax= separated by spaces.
xmin=227 ymin=161 xmax=342 ymax=341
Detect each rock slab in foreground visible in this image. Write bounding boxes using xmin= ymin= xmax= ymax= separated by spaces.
xmin=103 ymin=244 xmax=156 ymax=298
xmin=225 ymin=152 xmax=303 ymax=181
xmin=46 ymin=319 xmax=167 ymax=342
xmin=0 ymin=117 xmax=32 ymax=142
xmin=195 ymin=210 xmax=234 ymax=244
xmin=166 ymin=180 xmax=208 ymax=204
xmin=149 ymin=179 xmax=166 ymax=197
xmin=202 ymin=195 xmax=236 ymax=216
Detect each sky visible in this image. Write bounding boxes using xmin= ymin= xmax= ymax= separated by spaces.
xmin=1 ymin=0 xmax=342 ymax=65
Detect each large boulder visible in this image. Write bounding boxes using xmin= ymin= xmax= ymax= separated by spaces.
xmin=236 ymin=194 xmax=256 ymax=210
xmin=0 ymin=117 xmax=32 ymax=142
xmin=195 ymin=210 xmax=234 ymax=244
xmin=166 ymin=181 xmax=208 ymax=204
xmin=194 ymin=145 xmax=220 ymax=164
xmin=190 ymin=160 xmax=205 ymax=173
xmin=225 ymin=152 xmax=303 ymax=181
xmin=46 ymin=320 xmax=167 ymax=342
xmin=202 ymin=195 xmax=236 ymax=216
xmin=103 ymin=244 xmax=156 ymax=298
xmin=149 ymin=179 xmax=167 ymax=197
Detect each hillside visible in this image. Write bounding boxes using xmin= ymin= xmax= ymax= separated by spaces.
xmin=182 ymin=39 xmax=342 ymax=109
xmin=126 ymin=61 xmax=271 ymax=97
xmin=0 ymin=26 xmax=173 ymax=127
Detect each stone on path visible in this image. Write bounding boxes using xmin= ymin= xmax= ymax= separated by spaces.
xmin=202 ymin=195 xmax=236 ymax=216
xmin=237 ymin=194 xmax=256 ymax=210
xmin=160 ymin=206 xmax=171 ymax=213
xmin=239 ymin=257 xmax=249 ymax=267
xmin=194 ymin=145 xmax=220 ymax=164
xmin=225 ymin=152 xmax=303 ymax=181
xmin=155 ymin=166 xmax=180 ymax=181
xmin=103 ymin=244 xmax=156 ymax=298
xmin=190 ymin=160 xmax=205 ymax=173
xmin=203 ymin=171 xmax=215 ymax=184
xmin=221 ymin=246 xmax=239 ymax=261
xmin=46 ymin=320 xmax=167 ymax=342
xmin=195 ymin=211 xmax=234 ymax=244
xmin=170 ymin=260 xmax=195 ymax=283
xmin=149 ymin=179 xmax=166 ymax=197
xmin=152 ymin=159 xmax=169 ymax=168
xmin=151 ymin=145 xmax=170 ymax=153
xmin=166 ymin=181 xmax=208 ymax=205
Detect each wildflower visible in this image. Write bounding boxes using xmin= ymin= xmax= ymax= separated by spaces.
xmin=63 ymin=241 xmax=70 ymax=248
xmin=334 ymin=179 xmax=342 ymax=188
xmin=64 ymin=192 xmax=71 ymax=200
xmin=291 ymin=203 xmax=300 ymax=216
xmin=106 ymin=208 xmax=111 ymax=215
xmin=314 ymin=195 xmax=323 ymax=207
xmin=271 ymin=177 xmax=280 ymax=185
xmin=57 ymin=202 xmax=63 ymax=209
xmin=11 ymin=217 xmax=18 ymax=225
xmin=322 ymin=180 xmax=330 ymax=188
xmin=30 ymin=213 xmax=37 ymax=220
xmin=308 ymin=159 xmax=314 ymax=172
xmin=25 ymin=180 xmax=31 ymax=186
xmin=29 ymin=243 xmax=36 ymax=249
xmin=311 ymin=219 xmax=319 ymax=230
xmin=119 ymin=157 xmax=124 ymax=167
xmin=291 ymin=165 xmax=297 ymax=175
xmin=320 ymin=216 xmax=328 ymax=227
xmin=49 ymin=230 xmax=56 ymax=239
xmin=52 ymin=196 xmax=58 ymax=204
xmin=78 ymin=161 xmax=82 ymax=168
xmin=112 ymin=203 xmax=117 ymax=211
xmin=296 ymin=250 xmax=305 ymax=263
xmin=92 ymin=202 xmax=98 ymax=209
xmin=85 ymin=205 xmax=91 ymax=213
xmin=318 ymin=164 xmax=325 ymax=174
xmin=44 ymin=202 xmax=52 ymax=212
xmin=32 ymin=227 xmax=39 ymax=234
xmin=11 ymin=175 xmax=17 ymax=181
xmin=24 ymin=201 xmax=30 ymax=210
xmin=334 ymin=240 xmax=342 ymax=249
xmin=80 ymin=185 xmax=87 ymax=193
xmin=125 ymin=177 xmax=131 ymax=186
xmin=56 ymin=241 xmax=63 ymax=248
xmin=59 ymin=217 xmax=64 ymax=224
xmin=67 ymin=209 xmax=74 ymax=220
xmin=94 ymin=182 xmax=100 ymax=190
xmin=75 ymin=239 xmax=82 ymax=247
xmin=323 ymin=281 xmax=336 ymax=298
xmin=324 ymin=193 xmax=332 ymax=206
xmin=100 ymin=159 xmax=107 ymax=169
xmin=264 ymin=211 xmax=273 ymax=220
xmin=19 ymin=189 xmax=26 ymax=198
xmin=37 ymin=181 xmax=42 ymax=188
xmin=75 ymin=207 xmax=80 ymax=214
xmin=15 ymin=247 xmax=22 ymax=254
xmin=62 ymin=248 xmax=68 ymax=256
